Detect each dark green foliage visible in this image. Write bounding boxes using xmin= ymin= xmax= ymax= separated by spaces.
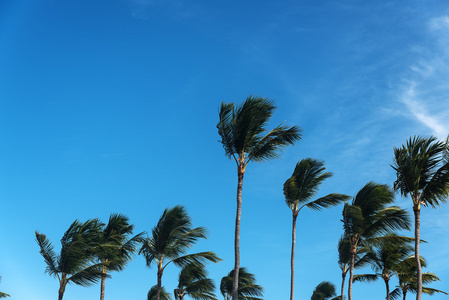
xmin=148 ymin=285 xmax=172 ymax=300
xmin=311 ymin=281 xmax=337 ymax=300
xmin=174 ymin=263 xmax=217 ymax=300
xmin=220 ymin=268 xmax=264 ymax=300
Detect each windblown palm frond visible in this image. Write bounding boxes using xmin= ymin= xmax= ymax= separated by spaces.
xmin=220 ymin=268 xmax=264 ymax=300
xmin=174 ymin=263 xmax=217 ymax=300
xmin=148 ymin=285 xmax=171 ymax=300
xmin=311 ymin=281 xmax=337 ymax=300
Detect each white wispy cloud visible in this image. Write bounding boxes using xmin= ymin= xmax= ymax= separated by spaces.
xmin=396 ymin=15 xmax=449 ymax=140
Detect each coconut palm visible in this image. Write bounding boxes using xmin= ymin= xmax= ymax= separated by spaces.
xmin=389 ymin=258 xmax=447 ymax=300
xmin=218 ymin=96 xmax=301 ymax=300
xmin=95 ymin=213 xmax=145 ymax=300
xmin=392 ymin=135 xmax=449 ymax=300
xmin=311 ymin=281 xmax=338 ymax=300
xmin=140 ymin=206 xmax=221 ymax=300
xmin=352 ymin=234 xmax=414 ymax=300
xmin=174 ymin=263 xmax=217 ymax=300
xmin=342 ymin=182 xmax=411 ymax=300
xmin=148 ymin=285 xmax=171 ymax=300
xmin=0 ymin=276 xmax=10 ymax=298
xmin=220 ymin=268 xmax=263 ymax=300
xmin=284 ymin=158 xmax=349 ymax=300
xmin=35 ymin=219 xmax=111 ymax=300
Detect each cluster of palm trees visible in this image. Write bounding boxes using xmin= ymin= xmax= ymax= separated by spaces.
xmin=217 ymin=96 xmax=449 ymax=300
xmin=35 ymin=206 xmax=263 ymax=300
xmin=33 ymin=96 xmax=448 ymax=300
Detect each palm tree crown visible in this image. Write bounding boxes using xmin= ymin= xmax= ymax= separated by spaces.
xmin=218 ymin=96 xmax=301 ymax=300
xmin=174 ymin=263 xmax=217 ymax=300
xmin=220 ymin=268 xmax=264 ymax=300
xmin=140 ymin=205 xmax=221 ymax=300
xmin=35 ymin=219 xmax=110 ymax=300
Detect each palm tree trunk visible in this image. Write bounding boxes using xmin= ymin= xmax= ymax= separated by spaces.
xmin=413 ymin=205 xmax=422 ymax=300
xmin=157 ymin=267 xmax=163 ymax=300
xmin=58 ymin=279 xmax=66 ymax=300
xmin=341 ymin=271 xmax=346 ymax=300
xmin=348 ymin=248 xmax=355 ymax=300
xmin=384 ymin=279 xmax=390 ymax=300
xmin=100 ymin=267 xmax=107 ymax=300
xmin=290 ymin=213 xmax=298 ymax=300
xmin=403 ymin=290 xmax=407 ymax=300
xmin=232 ymin=167 xmax=244 ymax=300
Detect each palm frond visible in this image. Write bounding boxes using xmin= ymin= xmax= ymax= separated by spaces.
xmin=35 ymin=231 xmax=60 ymax=277
xmin=352 ymin=274 xmax=379 ymax=283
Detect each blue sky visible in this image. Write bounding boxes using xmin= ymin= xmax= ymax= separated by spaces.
xmin=1 ymin=1 xmax=449 ymax=299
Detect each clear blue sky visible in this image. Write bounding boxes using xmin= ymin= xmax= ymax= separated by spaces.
xmin=1 ymin=1 xmax=449 ymax=299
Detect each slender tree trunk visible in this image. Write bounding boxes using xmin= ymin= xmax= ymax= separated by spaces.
xmin=348 ymin=247 xmax=355 ymax=300
xmin=384 ymin=278 xmax=390 ymax=300
xmin=157 ymin=267 xmax=163 ymax=300
xmin=232 ymin=167 xmax=244 ymax=300
xmin=100 ymin=267 xmax=107 ymax=300
xmin=290 ymin=213 xmax=298 ymax=300
xmin=414 ymin=205 xmax=422 ymax=300
xmin=58 ymin=279 xmax=66 ymax=300
xmin=403 ymin=290 xmax=407 ymax=300
xmin=341 ymin=271 xmax=346 ymax=300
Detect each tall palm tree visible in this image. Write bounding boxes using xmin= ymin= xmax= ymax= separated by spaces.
xmin=220 ymin=268 xmax=263 ymax=300
xmin=140 ymin=206 xmax=221 ymax=300
xmin=352 ymin=234 xmax=414 ymax=300
xmin=311 ymin=281 xmax=338 ymax=300
xmin=174 ymin=263 xmax=217 ymax=300
xmin=95 ymin=213 xmax=145 ymax=300
xmin=342 ymin=182 xmax=411 ymax=300
xmin=35 ymin=219 xmax=111 ymax=300
xmin=392 ymin=135 xmax=449 ymax=300
xmin=218 ymin=96 xmax=301 ymax=300
xmin=390 ymin=258 xmax=447 ymax=300
xmin=283 ymin=158 xmax=349 ymax=300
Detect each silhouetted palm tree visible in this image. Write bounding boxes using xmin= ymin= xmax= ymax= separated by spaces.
xmin=220 ymin=268 xmax=263 ymax=300
xmin=148 ymin=285 xmax=171 ymax=300
xmin=392 ymin=135 xmax=449 ymax=300
xmin=342 ymin=182 xmax=411 ymax=300
xmin=218 ymin=96 xmax=301 ymax=299
xmin=140 ymin=206 xmax=221 ymax=300
xmin=284 ymin=158 xmax=349 ymax=300
xmin=311 ymin=281 xmax=339 ymax=300
xmin=35 ymin=219 xmax=111 ymax=300
xmin=95 ymin=213 xmax=145 ymax=300
xmin=174 ymin=263 xmax=217 ymax=300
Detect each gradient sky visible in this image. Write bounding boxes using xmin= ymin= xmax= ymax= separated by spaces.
xmin=1 ymin=1 xmax=449 ymax=300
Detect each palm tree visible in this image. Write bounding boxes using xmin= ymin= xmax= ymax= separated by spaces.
xmin=217 ymin=96 xmax=301 ymax=300
xmin=174 ymin=263 xmax=217 ymax=300
xmin=352 ymin=234 xmax=414 ymax=300
xmin=342 ymin=182 xmax=411 ymax=300
xmin=390 ymin=258 xmax=447 ymax=300
xmin=0 ymin=276 xmax=10 ymax=298
xmin=311 ymin=281 xmax=338 ymax=300
xmin=392 ymin=135 xmax=449 ymax=300
xmin=140 ymin=205 xmax=221 ymax=300
xmin=95 ymin=213 xmax=145 ymax=300
xmin=35 ymin=219 xmax=111 ymax=300
xmin=220 ymin=268 xmax=263 ymax=300
xmin=148 ymin=285 xmax=172 ymax=300
xmin=283 ymin=158 xmax=349 ymax=300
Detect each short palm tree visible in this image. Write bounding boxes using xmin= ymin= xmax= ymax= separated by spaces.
xmin=311 ymin=281 xmax=338 ymax=300
xmin=390 ymin=259 xmax=447 ymax=300
xmin=342 ymin=182 xmax=411 ymax=300
xmin=140 ymin=206 xmax=221 ymax=300
xmin=35 ymin=219 xmax=110 ymax=300
xmin=218 ymin=96 xmax=301 ymax=300
xmin=148 ymin=285 xmax=171 ymax=300
xmin=392 ymin=135 xmax=449 ymax=300
xmin=95 ymin=213 xmax=145 ymax=300
xmin=220 ymin=268 xmax=263 ymax=300
xmin=352 ymin=234 xmax=414 ymax=300
xmin=174 ymin=263 xmax=217 ymax=300
xmin=283 ymin=158 xmax=349 ymax=300
xmin=0 ymin=276 xmax=10 ymax=298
